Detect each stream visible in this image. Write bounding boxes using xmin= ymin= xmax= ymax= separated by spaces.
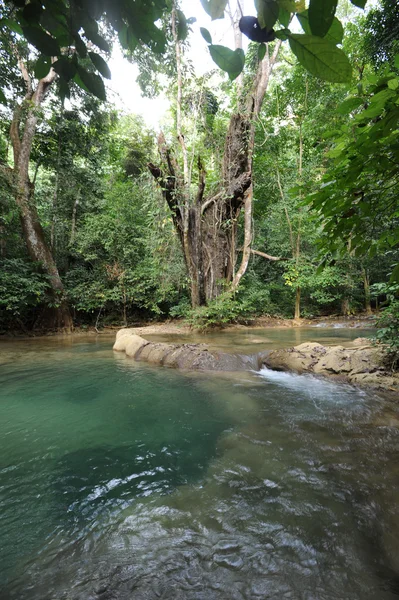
xmin=0 ymin=329 xmax=398 ymax=599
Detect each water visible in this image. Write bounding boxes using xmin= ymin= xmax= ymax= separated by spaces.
xmin=0 ymin=331 xmax=398 ymax=600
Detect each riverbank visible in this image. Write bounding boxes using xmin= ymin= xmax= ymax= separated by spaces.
xmin=0 ymin=313 xmax=377 ymax=339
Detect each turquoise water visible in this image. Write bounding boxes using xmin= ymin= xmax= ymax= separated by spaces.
xmin=0 ymin=333 xmax=398 ymax=599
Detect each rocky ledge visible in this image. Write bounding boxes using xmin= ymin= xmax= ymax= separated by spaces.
xmin=114 ymin=330 xmax=399 ymax=392
xmin=264 ymin=340 xmax=399 ymax=392
xmin=113 ymin=328 xmax=262 ymax=371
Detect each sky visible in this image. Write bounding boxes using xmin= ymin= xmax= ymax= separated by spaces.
xmin=105 ymin=0 xmax=373 ymax=128
xmin=106 ymin=0 xmax=253 ymax=128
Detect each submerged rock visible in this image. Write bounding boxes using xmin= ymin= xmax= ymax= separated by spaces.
xmin=264 ymin=341 xmax=399 ymax=391
xmin=113 ymin=329 xmax=260 ymax=372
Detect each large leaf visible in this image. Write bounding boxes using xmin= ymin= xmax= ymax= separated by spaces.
xmin=200 ymin=27 xmax=212 ymax=44
xmin=0 ymin=89 xmax=7 ymax=105
xmin=308 ymin=0 xmax=338 ymax=38
xmin=255 ymin=0 xmax=279 ymax=30
xmin=288 ymin=34 xmax=352 ymax=83
xmin=89 ymin=52 xmax=111 ymax=79
xmin=52 ymin=56 xmax=77 ymax=81
xmin=209 ymin=45 xmax=245 ymax=80
xmin=76 ymin=65 xmax=106 ymax=101
xmin=336 ymin=96 xmax=364 ymax=114
xmin=0 ymin=18 xmax=23 ymax=35
xmin=22 ymin=26 xmax=60 ymax=56
xmin=34 ymin=54 xmax=52 ymax=79
xmin=297 ymin=10 xmax=343 ymax=45
xmin=201 ymin=0 xmax=228 ymax=20
xmin=176 ymin=9 xmax=188 ymax=41
xmin=350 ymin=0 xmax=367 ymax=7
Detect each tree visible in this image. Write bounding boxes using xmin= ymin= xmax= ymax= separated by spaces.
xmin=308 ymin=60 xmax=399 ymax=281
xmin=148 ymin=5 xmax=282 ymax=307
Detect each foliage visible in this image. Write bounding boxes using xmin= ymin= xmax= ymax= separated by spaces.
xmin=372 ymin=281 xmax=399 ymax=370
xmin=0 ymin=259 xmax=50 ymax=328
xmin=308 ymin=60 xmax=399 ymax=279
xmin=201 ymin=0 xmax=366 ymax=83
xmin=1 ymin=0 xmax=173 ymax=101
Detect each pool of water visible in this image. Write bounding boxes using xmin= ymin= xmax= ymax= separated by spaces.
xmin=0 ymin=331 xmax=398 ymax=600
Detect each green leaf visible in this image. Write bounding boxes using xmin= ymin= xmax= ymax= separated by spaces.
xmin=73 ymin=32 xmax=87 ymax=57
xmin=0 ymin=88 xmax=7 ymax=105
xmin=89 ymin=52 xmax=111 ymax=79
xmin=83 ymin=29 xmax=110 ymax=52
xmin=76 ymin=66 xmax=106 ymax=101
xmin=22 ymin=26 xmax=60 ymax=56
xmin=395 ymin=55 xmax=399 ymax=70
xmin=34 ymin=54 xmax=51 ymax=79
xmin=350 ymin=0 xmax=367 ymax=7
xmin=278 ymin=0 xmax=296 ymax=11
xmin=308 ymin=0 xmax=338 ymax=38
xmin=288 ymin=34 xmax=352 ymax=83
xmin=258 ymin=44 xmax=267 ymax=61
xmin=200 ymin=27 xmax=212 ymax=44
xmin=0 ymin=18 xmax=23 ymax=35
xmin=337 ymin=96 xmax=364 ymax=114
xmin=388 ymin=78 xmax=399 ymax=90
xmin=278 ymin=6 xmax=290 ymax=27
xmin=202 ymin=0 xmax=228 ymax=20
xmin=297 ymin=10 xmax=343 ymax=44
xmin=255 ymin=0 xmax=279 ymax=30
xmin=176 ymin=9 xmax=188 ymax=41
xmin=390 ymin=263 xmax=399 ymax=283
xmin=52 ymin=56 xmax=77 ymax=81
xmin=209 ymin=45 xmax=245 ymax=80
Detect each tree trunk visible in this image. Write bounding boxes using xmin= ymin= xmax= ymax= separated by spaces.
xmin=10 ymin=63 xmax=73 ymax=331
xmin=294 ymin=286 xmax=301 ymax=320
xmin=362 ymin=267 xmax=372 ymax=315
xmin=149 ymin=37 xmax=281 ymax=306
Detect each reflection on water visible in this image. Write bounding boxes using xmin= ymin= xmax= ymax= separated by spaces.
xmin=0 ymin=333 xmax=398 ymax=600
xmin=145 ymin=326 xmax=374 ymax=354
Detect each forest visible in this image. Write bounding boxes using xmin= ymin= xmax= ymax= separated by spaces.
xmin=0 ymin=0 xmax=398 ymax=357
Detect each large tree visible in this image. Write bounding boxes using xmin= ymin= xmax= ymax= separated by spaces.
xmin=149 ymin=6 xmax=282 ymax=306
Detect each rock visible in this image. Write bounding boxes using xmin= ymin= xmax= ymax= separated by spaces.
xmin=264 ymin=342 xmax=399 ymax=391
xmin=113 ymin=329 xmax=399 ymax=391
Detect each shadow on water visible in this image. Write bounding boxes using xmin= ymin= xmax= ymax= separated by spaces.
xmin=0 ymin=334 xmax=398 ymax=600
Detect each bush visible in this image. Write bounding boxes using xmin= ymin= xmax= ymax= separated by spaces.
xmin=372 ymin=281 xmax=399 ymax=370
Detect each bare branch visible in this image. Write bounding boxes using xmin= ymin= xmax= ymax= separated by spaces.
xmin=196 ymin=157 xmax=206 ymax=205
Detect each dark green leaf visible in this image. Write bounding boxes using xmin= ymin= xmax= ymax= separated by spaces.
xmin=176 ymin=9 xmax=188 ymax=41
xmin=350 ymin=0 xmax=367 ymax=7
xmin=59 ymin=78 xmax=70 ymax=101
xmin=73 ymin=32 xmax=87 ymax=58
xmin=52 ymin=56 xmax=77 ymax=81
xmin=0 ymin=89 xmax=7 ymax=105
xmin=297 ymin=10 xmax=343 ymax=44
xmin=308 ymin=0 xmax=338 ymax=38
xmin=337 ymin=96 xmax=364 ymax=114
xmin=278 ymin=0 xmax=296 ymax=11
xmin=89 ymin=52 xmax=111 ymax=79
xmin=255 ymin=0 xmax=279 ymax=30
xmin=288 ymin=34 xmax=352 ymax=83
xmin=83 ymin=29 xmax=110 ymax=52
xmin=76 ymin=65 xmax=106 ymax=100
xmin=200 ymin=27 xmax=212 ymax=44
xmin=258 ymin=44 xmax=267 ymax=61
xmin=22 ymin=26 xmax=60 ymax=56
xmin=395 ymin=55 xmax=399 ymax=70
xmin=34 ymin=54 xmax=52 ymax=79
xmin=22 ymin=1 xmax=43 ymax=23
xmin=0 ymin=18 xmax=23 ymax=35
xmin=209 ymin=45 xmax=245 ymax=80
